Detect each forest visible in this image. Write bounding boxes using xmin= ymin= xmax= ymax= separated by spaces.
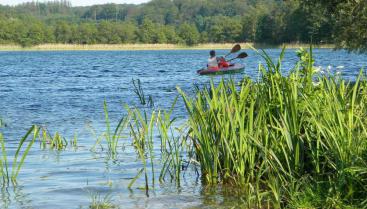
xmin=0 ymin=0 xmax=365 ymax=51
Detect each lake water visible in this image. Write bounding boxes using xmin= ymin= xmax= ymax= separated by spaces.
xmin=0 ymin=49 xmax=366 ymax=208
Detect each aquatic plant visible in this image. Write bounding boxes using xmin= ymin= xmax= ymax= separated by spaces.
xmin=71 ymin=132 xmax=78 ymax=149
xmin=91 ymin=101 xmax=130 ymax=158
xmin=132 ymin=78 xmax=154 ymax=108
xmin=88 ymin=191 xmax=116 ymax=209
xmin=156 ymin=98 xmax=187 ymax=184
xmin=126 ymin=106 xmax=156 ymax=195
xmin=0 ymin=118 xmax=4 ymax=128
xmin=0 ymin=125 xmax=39 ymax=185
xmin=177 ymin=46 xmax=367 ymax=208
xmin=39 ymin=128 xmax=68 ymax=150
xmin=128 ymin=79 xmax=185 ymax=190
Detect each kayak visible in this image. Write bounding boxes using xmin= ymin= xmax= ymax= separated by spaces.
xmin=197 ymin=63 xmax=245 ymax=75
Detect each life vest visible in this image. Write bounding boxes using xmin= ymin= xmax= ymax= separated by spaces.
xmin=218 ymin=57 xmax=229 ymax=68
xmin=219 ymin=61 xmax=229 ymax=68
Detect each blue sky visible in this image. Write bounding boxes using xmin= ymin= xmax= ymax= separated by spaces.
xmin=1 ymin=0 xmax=151 ymax=6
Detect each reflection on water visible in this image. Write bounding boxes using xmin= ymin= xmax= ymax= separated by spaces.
xmin=0 ymin=49 xmax=366 ymax=208
xmin=0 ymin=186 xmax=33 ymax=209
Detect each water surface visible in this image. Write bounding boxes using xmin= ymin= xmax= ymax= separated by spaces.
xmin=0 ymin=49 xmax=366 ymax=208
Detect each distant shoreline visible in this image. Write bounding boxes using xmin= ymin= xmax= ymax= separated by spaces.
xmin=0 ymin=43 xmax=334 ymax=51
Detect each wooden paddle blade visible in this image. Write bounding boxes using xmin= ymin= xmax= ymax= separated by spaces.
xmin=227 ymin=52 xmax=248 ymax=62
xmin=225 ymin=44 xmax=241 ymax=57
xmin=230 ymin=44 xmax=241 ymax=53
xmin=237 ymin=52 xmax=248 ymax=58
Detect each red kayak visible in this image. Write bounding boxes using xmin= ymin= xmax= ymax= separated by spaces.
xmin=197 ymin=63 xmax=245 ymax=75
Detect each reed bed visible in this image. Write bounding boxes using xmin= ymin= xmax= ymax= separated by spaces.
xmin=0 ymin=43 xmax=333 ymax=51
xmin=176 ymin=47 xmax=367 ymax=208
xmin=118 ymin=47 xmax=367 ymax=207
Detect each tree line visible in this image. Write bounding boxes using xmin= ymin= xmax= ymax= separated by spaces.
xmin=0 ymin=0 xmax=365 ymax=51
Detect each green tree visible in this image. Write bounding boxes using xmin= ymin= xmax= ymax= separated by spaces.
xmin=138 ymin=19 xmax=155 ymax=43
xmin=54 ymin=21 xmax=74 ymax=44
xmin=255 ymin=14 xmax=276 ymax=44
xmin=178 ymin=23 xmax=200 ymax=45
xmin=137 ymin=19 xmax=168 ymax=44
xmin=163 ymin=25 xmax=181 ymax=44
xmin=301 ymin=0 xmax=367 ymax=52
xmin=18 ymin=20 xmax=48 ymax=47
xmin=97 ymin=21 xmax=121 ymax=44
xmin=116 ymin=22 xmax=138 ymax=43
xmin=76 ymin=22 xmax=97 ymax=44
xmin=203 ymin=16 xmax=243 ymax=43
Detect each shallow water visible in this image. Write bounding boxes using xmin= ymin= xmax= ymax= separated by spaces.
xmin=0 ymin=49 xmax=366 ymax=208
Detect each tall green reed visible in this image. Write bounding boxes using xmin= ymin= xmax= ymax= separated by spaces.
xmin=0 ymin=125 xmax=39 ymax=185
xmin=156 ymin=97 xmax=187 ymax=184
xmin=126 ymin=79 xmax=157 ymax=193
xmin=126 ymin=106 xmax=156 ymax=194
xmin=177 ymin=46 xmax=367 ymax=207
xmin=127 ymin=79 xmax=185 ymax=191
xmin=132 ymin=79 xmax=154 ymax=108
xmin=91 ymin=101 xmax=130 ymax=158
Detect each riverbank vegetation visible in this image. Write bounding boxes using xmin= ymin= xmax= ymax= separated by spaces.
xmin=109 ymin=46 xmax=367 ymax=208
xmin=0 ymin=0 xmax=365 ymax=52
xmin=0 ymin=43 xmax=335 ymax=51
xmin=176 ymin=47 xmax=367 ymax=207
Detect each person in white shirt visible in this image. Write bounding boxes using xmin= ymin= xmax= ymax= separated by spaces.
xmin=207 ymin=50 xmax=219 ymax=70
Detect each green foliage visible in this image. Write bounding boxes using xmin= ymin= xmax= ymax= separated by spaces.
xmin=97 ymin=21 xmax=122 ymax=44
xmin=178 ymin=23 xmax=200 ymax=45
xmin=91 ymin=101 xmax=130 ymax=158
xmin=1 ymin=0 xmax=358 ymax=47
xmin=176 ymin=47 xmax=367 ymax=207
xmin=54 ymin=21 xmax=75 ymax=44
xmin=39 ymin=128 xmax=68 ymax=150
xmin=201 ymin=16 xmax=243 ymax=43
xmin=301 ymin=0 xmax=367 ymax=52
xmin=76 ymin=22 xmax=97 ymax=44
xmin=0 ymin=125 xmax=38 ymax=185
xmin=88 ymin=191 xmax=116 ymax=209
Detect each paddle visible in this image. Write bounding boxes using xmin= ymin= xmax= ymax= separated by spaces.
xmin=227 ymin=52 xmax=248 ymax=62
xmin=224 ymin=44 xmax=241 ymax=58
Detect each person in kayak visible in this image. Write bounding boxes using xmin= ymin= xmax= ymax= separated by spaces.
xmin=207 ymin=50 xmax=219 ymax=70
xmin=207 ymin=50 xmax=230 ymax=70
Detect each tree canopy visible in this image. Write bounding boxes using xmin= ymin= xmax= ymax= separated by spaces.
xmin=301 ymin=0 xmax=367 ymax=52
xmin=0 ymin=0 xmax=364 ymax=51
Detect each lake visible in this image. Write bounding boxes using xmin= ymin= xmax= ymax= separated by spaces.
xmin=0 ymin=49 xmax=366 ymax=208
